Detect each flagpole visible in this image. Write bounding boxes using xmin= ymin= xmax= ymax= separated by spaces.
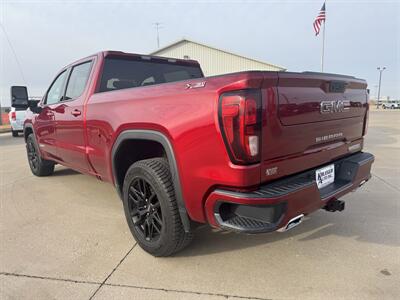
xmin=321 ymin=2 xmax=326 ymax=72
xmin=321 ymin=17 xmax=325 ymax=72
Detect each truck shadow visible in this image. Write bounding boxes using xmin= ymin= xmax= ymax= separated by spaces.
xmin=177 ymin=207 xmax=400 ymax=257
xmin=42 ymin=166 xmax=399 ymax=257
xmin=177 ymin=174 xmax=400 ymax=257
xmin=52 ymin=167 xmax=80 ymax=177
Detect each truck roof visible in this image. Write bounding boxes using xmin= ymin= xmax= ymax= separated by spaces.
xmin=103 ymin=50 xmax=199 ymax=64
xmin=65 ymin=50 xmax=201 ymax=70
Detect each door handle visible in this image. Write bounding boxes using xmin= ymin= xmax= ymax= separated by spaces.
xmin=71 ymin=109 xmax=81 ymax=117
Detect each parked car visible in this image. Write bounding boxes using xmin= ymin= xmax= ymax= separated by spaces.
xmin=382 ymin=100 xmax=400 ymax=109
xmin=9 ymin=106 xmax=27 ymax=137
xmin=20 ymin=51 xmax=374 ymax=256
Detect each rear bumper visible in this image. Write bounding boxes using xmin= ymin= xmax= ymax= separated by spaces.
xmin=205 ymin=152 xmax=374 ymax=233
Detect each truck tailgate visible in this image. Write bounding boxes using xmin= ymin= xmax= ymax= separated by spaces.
xmin=12 ymin=109 xmax=27 ymax=129
xmin=260 ymin=72 xmax=368 ymax=182
xmin=277 ymin=72 xmax=367 ymax=125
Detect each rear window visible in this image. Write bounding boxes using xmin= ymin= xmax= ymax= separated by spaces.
xmin=98 ymin=56 xmax=203 ymax=93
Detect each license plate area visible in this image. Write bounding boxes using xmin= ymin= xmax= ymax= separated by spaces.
xmin=316 ymin=164 xmax=335 ymax=189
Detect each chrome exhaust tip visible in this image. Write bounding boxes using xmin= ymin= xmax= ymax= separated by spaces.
xmin=359 ymin=179 xmax=367 ymax=187
xmin=277 ymin=214 xmax=304 ymax=232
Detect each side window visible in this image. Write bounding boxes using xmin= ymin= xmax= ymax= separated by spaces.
xmin=46 ymin=71 xmax=68 ymax=105
xmin=64 ymin=61 xmax=92 ymax=100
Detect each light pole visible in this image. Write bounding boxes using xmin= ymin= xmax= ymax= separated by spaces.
xmin=376 ymin=67 xmax=386 ymax=109
xmin=153 ymin=22 xmax=163 ymax=49
xmin=373 ymin=84 xmax=378 ymax=105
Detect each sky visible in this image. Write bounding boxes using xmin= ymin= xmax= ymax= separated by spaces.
xmin=0 ymin=0 xmax=399 ymax=106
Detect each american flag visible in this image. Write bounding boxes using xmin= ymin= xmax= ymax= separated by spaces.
xmin=313 ymin=2 xmax=326 ymax=36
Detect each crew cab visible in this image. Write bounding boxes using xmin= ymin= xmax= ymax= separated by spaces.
xmin=20 ymin=51 xmax=374 ymax=256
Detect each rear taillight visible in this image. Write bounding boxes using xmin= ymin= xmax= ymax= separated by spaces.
xmin=11 ymin=112 xmax=16 ymax=121
xmin=219 ymin=89 xmax=262 ymax=165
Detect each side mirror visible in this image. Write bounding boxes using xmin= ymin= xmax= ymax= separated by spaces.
xmin=29 ymin=100 xmax=43 ymax=114
xmin=28 ymin=99 xmax=40 ymax=108
xmin=11 ymin=86 xmax=29 ymax=109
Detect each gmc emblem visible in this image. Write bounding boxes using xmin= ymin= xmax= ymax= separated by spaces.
xmin=320 ymin=100 xmax=350 ymax=114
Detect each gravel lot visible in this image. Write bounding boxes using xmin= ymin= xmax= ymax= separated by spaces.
xmin=1 ymin=110 xmax=399 ymax=300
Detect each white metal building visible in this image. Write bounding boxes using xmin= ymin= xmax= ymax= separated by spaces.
xmin=150 ymin=39 xmax=285 ymax=76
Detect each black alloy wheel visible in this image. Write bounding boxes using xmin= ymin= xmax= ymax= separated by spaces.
xmin=128 ymin=177 xmax=163 ymax=242
xmin=26 ymin=134 xmax=55 ymax=176
xmin=122 ymin=158 xmax=193 ymax=256
xmin=27 ymin=137 xmax=39 ymax=170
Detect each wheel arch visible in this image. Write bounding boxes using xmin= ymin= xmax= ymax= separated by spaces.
xmin=23 ymin=123 xmax=48 ymax=160
xmin=23 ymin=123 xmax=34 ymax=141
xmin=111 ymin=130 xmax=191 ymax=232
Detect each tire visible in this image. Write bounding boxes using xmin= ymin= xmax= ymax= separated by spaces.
xmin=12 ymin=130 xmax=18 ymax=137
xmin=26 ymin=134 xmax=55 ymax=176
xmin=122 ymin=158 xmax=193 ymax=257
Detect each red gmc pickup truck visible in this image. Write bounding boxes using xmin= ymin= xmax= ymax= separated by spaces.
xmin=19 ymin=51 xmax=374 ymax=256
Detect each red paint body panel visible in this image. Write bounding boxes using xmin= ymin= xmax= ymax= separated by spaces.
xmin=25 ymin=51 xmax=372 ymax=228
xmin=85 ymin=71 xmax=267 ymax=222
